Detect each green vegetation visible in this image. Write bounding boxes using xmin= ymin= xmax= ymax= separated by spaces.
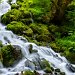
xmin=1 ymin=0 xmax=75 ymax=65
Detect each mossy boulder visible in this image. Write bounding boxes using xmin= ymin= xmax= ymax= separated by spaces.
xmin=1 ymin=45 xmax=22 ymax=67
xmin=6 ymin=21 xmax=32 ymax=35
xmin=30 ymin=23 xmax=50 ymax=35
xmin=36 ymin=34 xmax=55 ymax=42
xmin=40 ymin=59 xmax=51 ymax=69
xmin=1 ymin=9 xmax=22 ymax=24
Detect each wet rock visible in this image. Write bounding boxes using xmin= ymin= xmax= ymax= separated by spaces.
xmin=15 ymin=73 xmax=19 ymax=75
xmin=29 ymin=44 xmax=33 ymax=53
xmin=44 ymin=67 xmax=52 ymax=73
xmin=28 ymin=44 xmax=38 ymax=53
xmin=51 ymin=67 xmax=54 ymax=71
xmin=54 ymin=72 xmax=58 ymax=75
xmin=4 ymin=36 xmax=11 ymax=43
xmin=12 ymin=45 xmax=22 ymax=60
xmin=40 ymin=59 xmax=51 ymax=69
xmin=60 ymin=72 xmax=65 ymax=75
xmin=55 ymin=68 xmax=60 ymax=72
xmin=18 ymin=36 xmax=28 ymax=42
xmin=66 ymin=63 xmax=75 ymax=72
xmin=34 ymin=70 xmax=40 ymax=75
xmin=25 ymin=60 xmax=35 ymax=70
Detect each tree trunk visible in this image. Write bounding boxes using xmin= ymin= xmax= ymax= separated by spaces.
xmin=51 ymin=0 xmax=73 ymax=24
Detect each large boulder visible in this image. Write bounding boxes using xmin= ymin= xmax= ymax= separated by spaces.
xmin=1 ymin=45 xmax=22 ymax=67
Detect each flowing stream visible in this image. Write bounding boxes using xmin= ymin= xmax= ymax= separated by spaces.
xmin=0 ymin=0 xmax=75 ymax=75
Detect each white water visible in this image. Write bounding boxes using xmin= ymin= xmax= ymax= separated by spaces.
xmin=0 ymin=0 xmax=75 ymax=75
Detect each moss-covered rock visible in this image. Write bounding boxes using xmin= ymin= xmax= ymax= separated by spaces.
xmin=36 ymin=34 xmax=55 ymax=42
xmin=1 ymin=45 xmax=22 ymax=67
xmin=40 ymin=59 xmax=51 ymax=69
xmin=6 ymin=21 xmax=31 ymax=35
xmin=23 ymin=70 xmax=35 ymax=75
xmin=30 ymin=23 xmax=50 ymax=35
xmin=1 ymin=9 xmax=22 ymax=24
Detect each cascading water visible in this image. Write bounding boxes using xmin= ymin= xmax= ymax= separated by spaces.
xmin=0 ymin=0 xmax=75 ymax=75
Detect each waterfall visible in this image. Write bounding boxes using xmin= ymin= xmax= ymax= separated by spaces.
xmin=0 ymin=0 xmax=75 ymax=75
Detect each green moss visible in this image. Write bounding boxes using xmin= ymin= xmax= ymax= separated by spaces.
xmin=24 ymin=28 xmax=33 ymax=37
xmin=1 ymin=9 xmax=22 ymax=24
xmin=6 ymin=21 xmax=30 ymax=35
xmin=23 ymin=70 xmax=35 ymax=75
xmin=21 ymin=18 xmax=32 ymax=25
xmin=11 ymin=4 xmax=19 ymax=9
xmin=30 ymin=23 xmax=50 ymax=35
xmin=36 ymin=34 xmax=50 ymax=42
